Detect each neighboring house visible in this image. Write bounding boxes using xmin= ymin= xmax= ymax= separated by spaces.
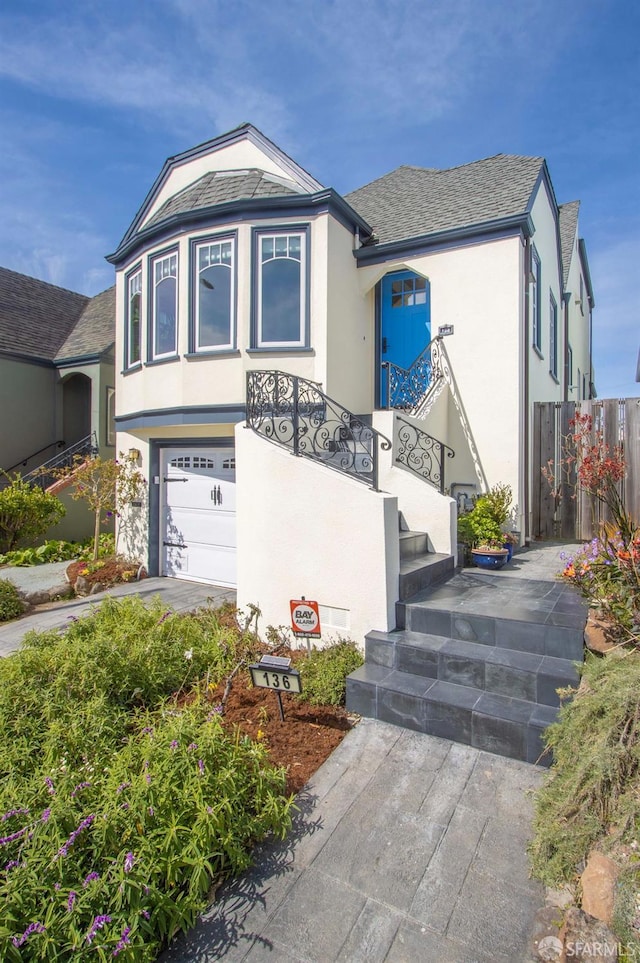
xmin=108 ymin=123 xmax=595 ymax=643
xmin=0 ymin=266 xmax=116 ymax=539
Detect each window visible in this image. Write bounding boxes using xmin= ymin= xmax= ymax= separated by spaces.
xmin=253 ymin=228 xmax=308 ymax=347
xmin=192 ymin=236 xmax=235 ymax=351
xmin=150 ymin=251 xmax=178 ymax=360
xmin=126 ymin=267 xmax=142 ymax=368
xmin=391 ymin=276 xmax=427 ymax=307
xmin=530 ymin=247 xmax=541 ymax=351
xmin=549 ymin=293 xmax=558 ymax=379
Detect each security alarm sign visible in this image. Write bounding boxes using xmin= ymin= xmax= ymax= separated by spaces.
xmin=290 ymin=599 xmax=321 ymax=638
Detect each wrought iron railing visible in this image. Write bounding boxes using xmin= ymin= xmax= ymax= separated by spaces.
xmin=394 ymin=416 xmax=454 ymax=493
xmin=382 ymin=336 xmax=443 ymax=411
xmin=24 ymin=432 xmax=99 ymax=490
xmin=246 ymin=371 xmax=391 ymax=490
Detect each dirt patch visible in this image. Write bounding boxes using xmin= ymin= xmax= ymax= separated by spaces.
xmin=208 ymin=655 xmax=355 ymax=795
xmin=66 ymin=557 xmax=146 ymax=592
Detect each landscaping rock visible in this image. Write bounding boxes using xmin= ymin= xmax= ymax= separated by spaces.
xmin=584 ymin=610 xmax=615 ymax=653
xmin=89 ymin=582 xmax=106 ymax=596
xmin=560 ymin=907 xmax=618 ymax=961
xmin=74 ymin=575 xmax=89 ymax=596
xmin=581 ymin=851 xmax=620 ymax=924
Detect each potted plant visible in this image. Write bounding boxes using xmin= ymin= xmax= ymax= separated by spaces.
xmin=457 ymin=484 xmax=514 ymax=569
xmin=471 ymin=539 xmax=509 ymax=569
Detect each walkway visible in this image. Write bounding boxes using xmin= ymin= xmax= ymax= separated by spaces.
xmin=0 ymin=573 xmax=235 ymax=657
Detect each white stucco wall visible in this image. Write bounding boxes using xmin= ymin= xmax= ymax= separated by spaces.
xmin=527 ymin=181 xmax=564 ymax=406
xmin=564 ymin=232 xmax=592 ymax=399
xmin=235 ymin=423 xmax=399 ymax=648
xmin=373 ymin=410 xmax=456 ymax=554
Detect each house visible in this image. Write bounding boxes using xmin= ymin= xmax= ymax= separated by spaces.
xmin=0 ymin=266 xmax=116 ymax=539
xmin=108 ymin=123 xmax=595 ymax=644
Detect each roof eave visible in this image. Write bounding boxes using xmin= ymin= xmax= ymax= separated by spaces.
xmin=107 ymin=189 xmax=373 ymax=267
xmin=354 ymin=213 xmax=534 ymax=263
xmin=578 ymin=238 xmax=595 ymax=309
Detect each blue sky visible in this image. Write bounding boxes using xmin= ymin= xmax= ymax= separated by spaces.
xmin=0 ymin=0 xmax=637 ymax=398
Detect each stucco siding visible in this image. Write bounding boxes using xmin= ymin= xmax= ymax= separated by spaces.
xmin=527 ymin=182 xmax=564 ymax=404
xmin=0 ymin=357 xmax=57 ymax=473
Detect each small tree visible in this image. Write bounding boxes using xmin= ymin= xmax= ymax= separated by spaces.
xmin=62 ymin=454 xmax=146 ymax=561
xmin=0 ymin=476 xmax=66 ymax=553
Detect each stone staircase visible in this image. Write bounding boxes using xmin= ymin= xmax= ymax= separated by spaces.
xmin=398 ymin=529 xmax=454 ymax=600
xmin=346 ymin=561 xmax=586 ymax=767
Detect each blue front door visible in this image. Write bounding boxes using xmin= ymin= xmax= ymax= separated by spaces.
xmin=380 ymin=271 xmax=431 ymax=407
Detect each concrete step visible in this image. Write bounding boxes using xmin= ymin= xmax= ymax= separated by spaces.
xmin=399 ymin=530 xmax=428 ymax=560
xmin=345 ymin=664 xmax=558 ymax=766
xmin=364 ymin=629 xmax=579 ymax=708
xmin=399 ymin=553 xmax=455 ymax=600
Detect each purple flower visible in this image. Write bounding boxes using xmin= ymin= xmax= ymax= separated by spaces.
xmin=41 ymin=809 xmax=51 ymax=823
xmin=4 ymin=860 xmax=20 ymax=872
xmin=148 ymin=806 xmax=155 ymax=816
xmin=71 ymin=781 xmax=92 ymax=797
xmin=141 ymin=727 xmax=154 ymax=736
xmin=170 ymin=740 xmax=178 ymax=750
xmin=116 ymin=782 xmax=130 ymax=795
xmin=124 ymin=851 xmax=135 ymax=873
xmin=0 ymin=827 xmax=28 ymax=847
xmin=12 ymin=921 xmax=45 ymax=947
xmin=45 ymin=777 xmax=56 ymax=796
xmin=1 ymin=807 xmax=29 ymax=823
xmin=120 ymin=803 xmax=129 ymax=810
xmin=83 ymin=871 xmax=100 ymax=887
xmin=187 ymin=742 xmax=198 ymax=751
xmin=156 ymin=610 xmax=172 ymax=625
xmin=67 ymin=891 xmax=77 ymax=912
xmin=56 ymin=813 xmax=95 ymax=858
xmin=54 ymin=882 xmax=61 ymax=891
xmin=198 ymin=759 xmax=205 ymax=775
xmin=86 ymin=914 xmax=112 ymax=945
xmin=145 ymin=773 xmax=151 ymax=785
xmin=141 ymin=909 xmax=150 ymax=920
xmin=113 ymin=926 xmax=131 ymax=956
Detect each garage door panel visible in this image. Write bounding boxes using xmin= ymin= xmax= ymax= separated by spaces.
xmin=161 ymin=447 xmax=236 ymax=586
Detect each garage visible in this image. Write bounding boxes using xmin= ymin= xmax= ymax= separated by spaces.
xmin=160 ymin=446 xmax=236 ymax=586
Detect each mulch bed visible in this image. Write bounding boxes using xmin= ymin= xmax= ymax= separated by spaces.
xmin=66 ymin=557 xmax=146 ymax=591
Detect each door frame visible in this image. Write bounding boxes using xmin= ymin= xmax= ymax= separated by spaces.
xmin=376 ymin=269 xmax=431 ymax=408
xmin=148 ymin=436 xmax=235 ymax=577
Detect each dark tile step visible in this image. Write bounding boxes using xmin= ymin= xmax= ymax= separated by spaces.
xmin=399 ymin=553 xmax=455 ymax=601
xmin=396 ymin=600 xmax=584 ymax=661
xmin=345 ymin=666 xmax=557 ymax=767
xmin=399 ymin=530 xmax=428 ymax=560
xmin=365 ymin=629 xmax=579 ymax=707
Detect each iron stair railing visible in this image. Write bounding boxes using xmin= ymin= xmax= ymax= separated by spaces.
xmin=3 ymin=440 xmax=66 ymax=476
xmin=246 ymin=371 xmax=391 ymax=491
xmin=24 ymin=432 xmax=99 ymax=491
xmin=382 ymin=335 xmax=444 ymax=411
xmin=394 ymin=415 xmax=454 ymax=493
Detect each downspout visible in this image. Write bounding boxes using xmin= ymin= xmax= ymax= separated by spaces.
xmin=523 ymin=235 xmax=531 ymax=541
xmin=562 ymin=293 xmax=570 ymax=402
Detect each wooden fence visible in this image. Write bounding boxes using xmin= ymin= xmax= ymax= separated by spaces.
xmin=532 ymin=399 xmax=640 ymax=541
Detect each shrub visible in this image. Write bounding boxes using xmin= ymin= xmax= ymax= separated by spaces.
xmin=297 ymin=640 xmax=363 ymax=706
xmin=0 ymin=596 xmax=292 ymax=960
xmin=529 ymin=650 xmax=640 ymax=887
xmin=0 ymin=578 xmax=25 ymax=622
xmin=0 ymin=476 xmax=65 ymax=554
xmin=457 ymin=483 xmax=513 ymax=551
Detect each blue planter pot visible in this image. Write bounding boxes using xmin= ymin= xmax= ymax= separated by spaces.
xmin=471 ymin=549 xmax=509 ymax=570
xmin=503 ymin=542 xmax=514 ymax=562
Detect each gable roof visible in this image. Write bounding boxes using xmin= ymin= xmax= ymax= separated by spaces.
xmin=558 ymin=200 xmax=580 ymax=288
xmin=346 ymin=154 xmax=545 ymax=247
xmin=146 ymin=169 xmax=302 ymax=230
xmin=0 ymin=266 xmax=89 ymax=362
xmin=55 ymin=285 xmax=115 ymax=363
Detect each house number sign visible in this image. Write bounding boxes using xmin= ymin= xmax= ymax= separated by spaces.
xmin=249 ymin=655 xmax=302 ymax=721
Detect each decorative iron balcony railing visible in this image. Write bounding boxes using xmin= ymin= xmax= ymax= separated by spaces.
xmin=246 ymin=371 xmax=391 ymax=491
xmin=382 ymin=336 xmax=443 ymax=411
xmin=394 ymin=416 xmax=454 ymax=493
xmin=24 ymin=432 xmax=99 ymax=490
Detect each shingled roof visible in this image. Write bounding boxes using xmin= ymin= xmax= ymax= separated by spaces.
xmin=145 ymin=168 xmax=303 ymax=230
xmin=55 ymin=285 xmax=115 ymax=362
xmin=345 ymin=154 xmax=545 ymax=246
xmin=0 ymin=266 xmax=89 ymax=361
xmin=558 ymin=200 xmax=580 ymax=288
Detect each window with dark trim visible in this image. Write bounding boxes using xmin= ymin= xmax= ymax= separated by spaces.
xmin=125 ymin=267 xmax=142 ymax=368
xmin=150 ymin=251 xmax=178 ymax=360
xmin=252 ymin=227 xmax=309 ymax=348
xmin=549 ymin=292 xmax=558 ymax=379
xmin=191 ymin=235 xmax=235 ymax=351
xmin=531 ymin=247 xmax=541 ymax=351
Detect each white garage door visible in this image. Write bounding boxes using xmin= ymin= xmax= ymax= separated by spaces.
xmin=161 ymin=447 xmax=236 ymax=586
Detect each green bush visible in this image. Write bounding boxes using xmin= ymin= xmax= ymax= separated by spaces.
xmin=0 ymin=578 xmax=25 ymax=622
xmin=0 ymin=596 xmax=292 ymax=960
xmin=297 ymin=640 xmax=363 ymax=706
xmin=0 ymin=477 xmax=65 ymax=554
xmin=0 ymin=533 xmax=116 ymax=567
xmin=529 ymin=650 xmax=640 ymax=887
